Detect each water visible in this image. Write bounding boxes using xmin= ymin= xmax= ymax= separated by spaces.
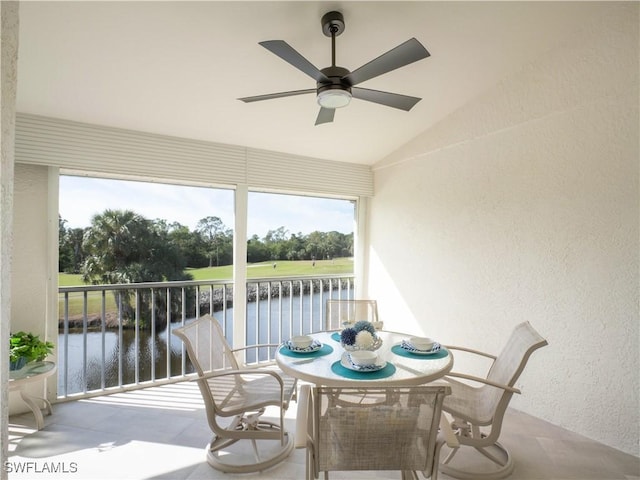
xmin=57 ymin=291 xmax=337 ymax=395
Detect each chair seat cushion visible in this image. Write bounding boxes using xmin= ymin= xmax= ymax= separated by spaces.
xmin=205 ymin=369 xmax=296 ymax=416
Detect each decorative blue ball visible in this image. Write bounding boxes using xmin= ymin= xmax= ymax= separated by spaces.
xmin=340 ymin=327 xmax=357 ymax=346
xmin=353 ymin=320 xmax=376 ymax=335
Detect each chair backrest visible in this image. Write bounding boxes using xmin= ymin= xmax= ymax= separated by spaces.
xmin=173 ymin=314 xmax=239 ymax=375
xmin=325 ymin=299 xmax=379 ymax=331
xmin=173 ymin=314 xmax=245 ymax=430
xmin=482 ymin=321 xmax=548 ymax=419
xmin=310 ymin=386 xmax=450 ymax=475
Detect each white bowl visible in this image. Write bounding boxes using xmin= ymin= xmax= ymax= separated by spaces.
xmin=290 ymin=335 xmax=313 ymax=349
xmin=410 ymin=337 xmax=435 ymax=351
xmin=349 ymin=350 xmax=378 ymax=366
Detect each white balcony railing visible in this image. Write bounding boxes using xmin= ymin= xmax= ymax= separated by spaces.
xmin=57 ymin=274 xmax=354 ymax=399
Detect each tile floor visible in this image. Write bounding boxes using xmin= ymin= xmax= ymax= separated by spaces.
xmin=7 ymin=382 xmax=640 ymax=480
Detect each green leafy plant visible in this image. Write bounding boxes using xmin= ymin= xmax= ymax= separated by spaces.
xmin=9 ymin=331 xmax=54 ymax=363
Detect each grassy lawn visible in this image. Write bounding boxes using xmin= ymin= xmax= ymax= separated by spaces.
xmin=59 ymin=258 xmax=353 ymax=318
xmin=60 ymin=258 xmax=353 ymax=286
xmin=188 ymin=257 xmax=353 ymax=280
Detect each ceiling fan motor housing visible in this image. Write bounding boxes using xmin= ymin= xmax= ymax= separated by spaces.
xmin=321 ymin=11 xmax=345 ymax=37
xmin=317 ymin=66 xmax=352 ymax=109
xmin=318 ymin=66 xmax=352 ymax=90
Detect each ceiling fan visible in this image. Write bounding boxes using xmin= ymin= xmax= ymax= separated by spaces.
xmin=238 ymin=11 xmax=430 ymax=126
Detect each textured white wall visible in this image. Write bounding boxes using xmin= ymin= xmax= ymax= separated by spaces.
xmin=1 ymin=3 xmax=19 ymax=475
xmin=368 ymin=5 xmax=638 ymax=456
xmin=12 ymin=164 xmax=49 ymax=333
xmin=9 ymin=164 xmax=54 ymax=414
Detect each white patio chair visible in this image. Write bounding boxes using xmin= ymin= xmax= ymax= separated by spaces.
xmin=173 ymin=314 xmax=297 ymax=473
xmin=324 ymin=299 xmax=379 ymax=331
xmin=440 ymin=321 xmax=548 ymax=479
xmin=306 ymin=385 xmax=451 ymax=480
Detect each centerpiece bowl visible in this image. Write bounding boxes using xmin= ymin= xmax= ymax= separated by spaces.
xmin=340 ymin=320 xmax=383 ymax=351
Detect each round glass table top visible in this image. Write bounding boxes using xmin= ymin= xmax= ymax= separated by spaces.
xmin=276 ymin=331 xmax=453 ymax=387
xmin=9 ymin=361 xmax=56 ymax=382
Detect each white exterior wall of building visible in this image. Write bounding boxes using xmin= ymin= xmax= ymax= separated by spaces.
xmin=9 ymin=164 xmax=58 ymax=415
xmin=1 ymin=2 xmax=19 ymax=476
xmin=367 ymin=5 xmax=638 ymax=456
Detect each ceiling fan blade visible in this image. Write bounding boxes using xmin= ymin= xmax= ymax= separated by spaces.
xmin=343 ymin=38 xmax=430 ymax=87
xmin=352 ymin=87 xmax=421 ymax=111
xmin=259 ymin=40 xmax=330 ymax=83
xmin=238 ymin=89 xmax=316 ymax=103
xmin=315 ymin=107 xmax=335 ymax=125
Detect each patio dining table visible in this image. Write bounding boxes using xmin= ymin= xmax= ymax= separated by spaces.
xmin=275 ymin=330 xmax=453 ymax=388
xmin=275 ymin=330 xmax=458 ymax=449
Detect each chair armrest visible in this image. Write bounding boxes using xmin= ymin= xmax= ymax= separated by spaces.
xmin=444 ymin=372 xmax=521 ymax=394
xmin=231 ymin=343 xmax=281 ymax=354
xmin=231 ymin=344 xmax=281 ymax=365
xmin=229 ymin=344 xmax=281 ymax=368
xmin=444 ymin=345 xmax=497 ymax=360
xmin=196 ymin=368 xmax=285 ymax=389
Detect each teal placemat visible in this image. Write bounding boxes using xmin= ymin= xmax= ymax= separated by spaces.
xmin=391 ymin=344 xmax=448 ymax=360
xmin=279 ymin=343 xmax=334 ymax=358
xmin=331 ymin=360 xmax=396 ymax=380
xmin=331 ymin=332 xmax=341 ymax=342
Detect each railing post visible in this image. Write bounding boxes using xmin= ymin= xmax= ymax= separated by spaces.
xmin=100 ymin=290 xmax=106 ymax=390
xmin=150 ymin=288 xmax=156 ymax=382
xmin=117 ymin=292 xmax=124 ymax=389
xmin=134 ymin=290 xmax=140 ymax=385
xmin=82 ymin=291 xmax=88 ymax=394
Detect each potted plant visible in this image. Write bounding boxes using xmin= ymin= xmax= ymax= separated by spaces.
xmin=9 ymin=331 xmax=54 ymax=370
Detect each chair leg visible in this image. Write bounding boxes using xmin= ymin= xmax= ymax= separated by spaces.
xmin=475 ymin=444 xmax=510 ymax=467
xmin=206 ymin=430 xmax=294 ymax=473
xmin=442 ymin=445 xmax=459 ymax=464
xmin=205 ymin=414 xmax=295 ymax=473
xmin=251 ymin=438 xmax=260 ymax=461
xmin=439 ymin=441 xmax=514 ymax=480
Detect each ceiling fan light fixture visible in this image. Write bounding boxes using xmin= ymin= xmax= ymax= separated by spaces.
xmin=317 ymin=89 xmax=352 ymax=109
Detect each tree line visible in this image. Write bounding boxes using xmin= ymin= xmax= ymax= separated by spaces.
xmin=59 ymin=209 xmax=353 ymax=280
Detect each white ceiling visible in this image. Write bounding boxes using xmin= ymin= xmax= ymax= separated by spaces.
xmin=16 ymin=1 xmax=610 ymax=165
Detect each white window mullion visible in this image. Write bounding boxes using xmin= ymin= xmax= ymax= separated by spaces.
xmin=355 ymin=196 xmax=368 ymax=299
xmin=232 ymin=184 xmax=248 ymax=354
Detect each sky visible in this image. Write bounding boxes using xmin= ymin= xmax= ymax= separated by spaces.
xmin=59 ymin=176 xmax=355 ymax=238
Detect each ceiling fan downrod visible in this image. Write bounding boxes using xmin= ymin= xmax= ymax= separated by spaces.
xmin=322 ymin=11 xmax=345 ymax=68
xmin=316 ymin=10 xmax=352 ymax=112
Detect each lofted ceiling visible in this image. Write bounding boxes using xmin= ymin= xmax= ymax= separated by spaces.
xmin=16 ymin=1 xmax=610 ymax=166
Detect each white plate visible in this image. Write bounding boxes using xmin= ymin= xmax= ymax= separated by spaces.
xmin=400 ymin=340 xmax=441 ymax=355
xmin=285 ymin=340 xmax=322 ymax=353
xmin=341 ymin=353 xmax=386 ymax=372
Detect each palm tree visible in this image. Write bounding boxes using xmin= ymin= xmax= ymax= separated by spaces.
xmin=82 ymin=209 xmax=192 ymax=329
